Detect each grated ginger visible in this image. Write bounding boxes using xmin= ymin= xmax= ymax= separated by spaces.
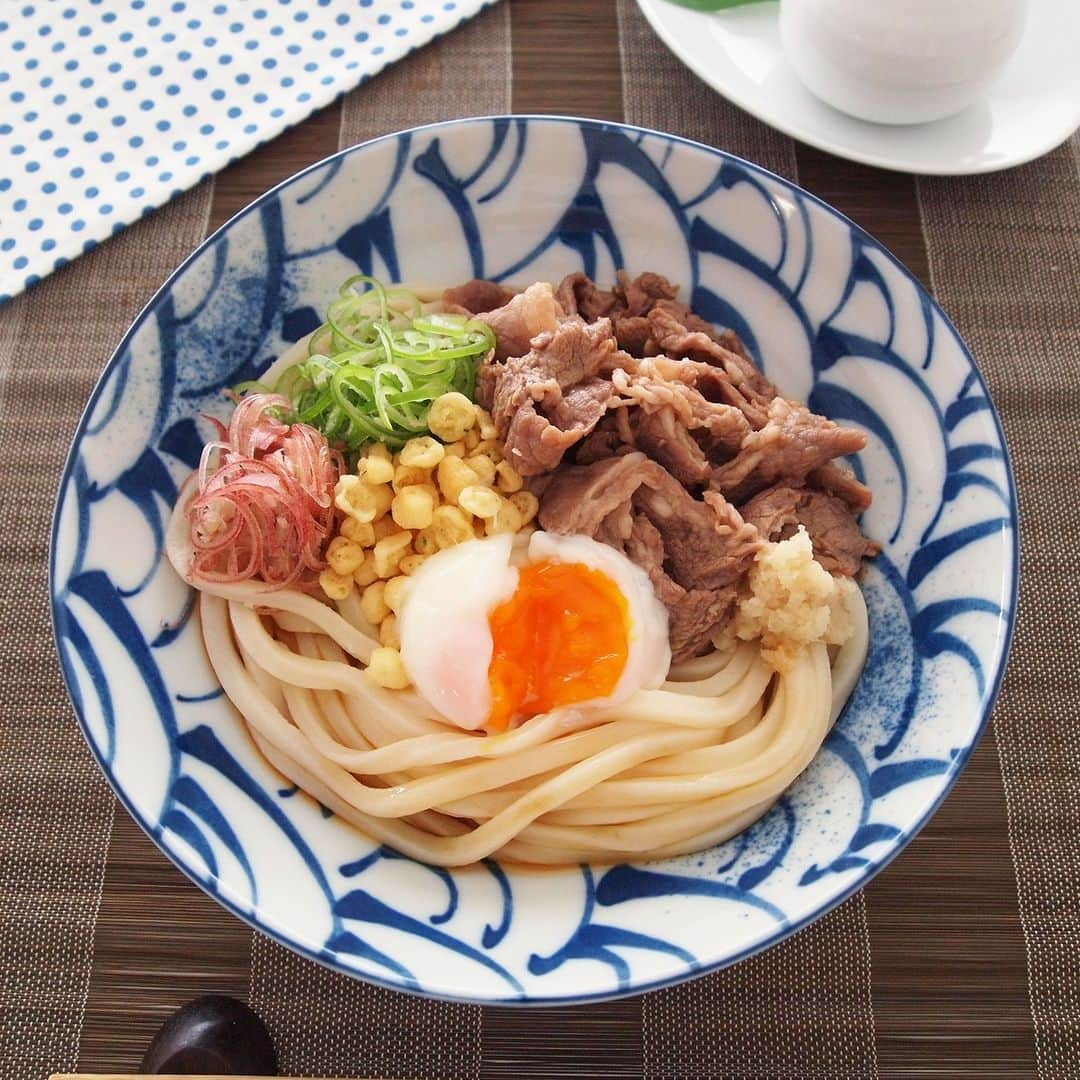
xmin=733 ymin=527 xmax=855 ymax=673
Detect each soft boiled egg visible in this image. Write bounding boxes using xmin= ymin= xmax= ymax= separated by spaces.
xmin=397 ymin=532 xmax=671 ymax=732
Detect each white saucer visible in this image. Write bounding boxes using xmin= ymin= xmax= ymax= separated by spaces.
xmin=634 ymin=0 xmax=1079 ymax=175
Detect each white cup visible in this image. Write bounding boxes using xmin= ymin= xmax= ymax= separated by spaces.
xmin=779 ymin=0 xmax=1028 ymax=125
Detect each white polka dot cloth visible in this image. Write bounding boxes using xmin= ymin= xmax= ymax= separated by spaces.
xmin=0 ymin=0 xmax=492 ymax=303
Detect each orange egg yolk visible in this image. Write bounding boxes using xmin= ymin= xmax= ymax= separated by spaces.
xmin=486 ymin=560 xmax=630 ymax=732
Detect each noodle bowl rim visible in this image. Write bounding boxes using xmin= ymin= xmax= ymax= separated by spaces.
xmin=46 ymin=115 xmax=1019 ymax=1005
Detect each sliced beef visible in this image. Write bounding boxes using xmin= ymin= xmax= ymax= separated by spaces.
xmin=539 ymin=452 xmax=763 ymax=590
xmin=692 ymin=411 xmax=752 ymax=464
xmin=648 ymin=305 xmax=776 ymax=400
xmin=475 ymin=360 xmax=498 ymax=412
xmin=442 ymin=279 xmax=513 ymax=315
xmin=556 ymin=270 xmax=758 ymax=361
xmin=525 ymin=315 xmax=618 ymax=388
xmin=610 ymin=357 xmax=750 ymax=458
xmin=659 ymin=355 xmax=770 ymax=426
xmin=651 ymin=298 xmax=723 ymax=342
xmin=624 ymin=407 xmax=711 ymax=485
xmin=501 ymin=404 xmax=592 ymax=476
xmin=476 ymin=281 xmax=561 ymax=362
xmin=624 ymin=514 xmax=739 ymax=661
xmin=574 ymin=399 xmax=744 ymax=488
xmin=808 ymin=462 xmax=873 ymax=513
xmin=574 ymin=416 xmax=627 ymax=466
xmin=539 ymin=452 xmax=762 ymax=659
xmin=499 ymin=377 xmax=613 ymax=476
xmin=632 ymin=482 xmax=761 ymax=592
xmin=613 ymin=270 xmax=679 ymax=315
xmin=537 ymin=452 xmax=646 ymax=536
xmin=609 ymin=272 xmax=678 ymax=357
xmin=595 ymin=495 xmax=636 ymax=550
xmin=457 ymin=270 xmax=878 ymax=663
xmin=557 ymin=271 xmax=689 ymax=358
xmin=546 ymin=380 xmax=614 ymax=439
xmin=487 ymin=318 xmax=618 ymax=475
xmin=739 ymin=484 xmax=805 ymax=541
xmin=572 ymin=393 xmax=714 ymax=484
xmin=569 ymin=359 xmax=750 ymax=483
xmin=665 ymin=583 xmax=739 ymax=663
xmin=623 ymin=507 xmax=664 ymax=565
xmin=648 ymin=305 xmax=778 ymax=427
xmin=555 ymin=272 xmax=617 ymax=321
xmin=612 ymin=315 xmax=654 ymax=356
xmin=741 ymin=484 xmax=879 ymax=577
xmin=710 ymin=398 xmax=867 ymax=504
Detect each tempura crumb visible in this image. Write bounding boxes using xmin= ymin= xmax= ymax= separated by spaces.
xmin=734 ymin=527 xmax=855 ymax=673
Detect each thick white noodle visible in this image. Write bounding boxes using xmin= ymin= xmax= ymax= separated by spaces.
xmin=830 ymin=583 xmax=869 ymax=724
xmin=188 ymin=578 xmax=867 ymax=866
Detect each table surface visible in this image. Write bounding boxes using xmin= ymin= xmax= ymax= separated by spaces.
xmin=2 ymin=2 xmax=1077 ymax=1079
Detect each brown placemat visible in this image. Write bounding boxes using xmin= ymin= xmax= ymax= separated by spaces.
xmin=916 ymin=139 xmax=1080 ymax=1078
xmin=0 ymin=185 xmax=214 ymax=1080
xmin=1 ymin=2 xmax=1076 ymax=1077
xmin=644 ymin=895 xmax=877 ymax=1078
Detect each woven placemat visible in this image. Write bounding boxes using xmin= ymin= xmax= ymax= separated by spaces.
xmin=917 ymin=138 xmax=1080 ymax=1078
xmin=0 ymin=184 xmax=215 ymax=1080
xmin=1 ymin=2 xmax=1077 ymax=1077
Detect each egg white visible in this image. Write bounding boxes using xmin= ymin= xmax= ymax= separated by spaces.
xmin=398 ymin=531 xmax=672 ymax=731
xmin=398 ymin=534 xmax=519 ymax=731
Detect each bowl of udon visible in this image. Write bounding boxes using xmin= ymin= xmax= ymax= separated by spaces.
xmin=49 ymin=116 xmax=1016 ymax=1003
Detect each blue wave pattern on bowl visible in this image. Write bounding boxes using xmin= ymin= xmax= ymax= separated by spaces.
xmin=50 ymin=117 xmax=1016 ymax=1004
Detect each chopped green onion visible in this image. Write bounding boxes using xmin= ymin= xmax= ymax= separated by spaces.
xmin=257 ymin=276 xmax=495 ymax=452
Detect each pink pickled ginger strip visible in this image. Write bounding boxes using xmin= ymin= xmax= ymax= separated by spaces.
xmin=185 ymin=393 xmax=342 ymax=589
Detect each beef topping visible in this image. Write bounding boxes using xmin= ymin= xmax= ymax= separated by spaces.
xmin=460 ymin=271 xmax=877 ymax=659
xmin=610 ymin=357 xmax=750 ymax=459
xmin=647 ymin=305 xmax=778 ymax=427
xmin=625 ymin=514 xmax=740 ymax=662
xmin=538 ymin=452 xmax=761 ymax=659
xmin=487 ymin=317 xmax=617 ymax=475
xmin=442 ymin=279 xmax=514 ymax=315
xmin=614 ymin=270 xmax=679 ymax=315
xmin=622 ymin=407 xmax=711 ymax=485
xmin=555 ymin=271 xmax=617 ymax=321
xmin=476 ymin=281 xmax=561 ymax=363
xmin=741 ymin=484 xmax=880 ymax=577
xmin=556 ymin=271 xmax=691 ymax=358
xmin=808 ymin=461 xmax=873 ymax=513
xmin=710 ymin=398 xmax=868 ymax=504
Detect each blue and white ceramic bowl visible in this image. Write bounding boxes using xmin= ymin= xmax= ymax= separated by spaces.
xmin=50 ymin=116 xmax=1017 ymax=1004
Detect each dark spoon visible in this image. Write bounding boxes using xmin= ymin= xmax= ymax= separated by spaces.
xmin=140 ymin=994 xmax=278 ymax=1075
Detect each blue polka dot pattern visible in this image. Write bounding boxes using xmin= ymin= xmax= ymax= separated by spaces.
xmin=0 ymin=0 xmax=489 ymax=302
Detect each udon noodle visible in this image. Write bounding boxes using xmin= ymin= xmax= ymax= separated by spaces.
xmin=166 ymin=497 xmax=868 ymax=866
